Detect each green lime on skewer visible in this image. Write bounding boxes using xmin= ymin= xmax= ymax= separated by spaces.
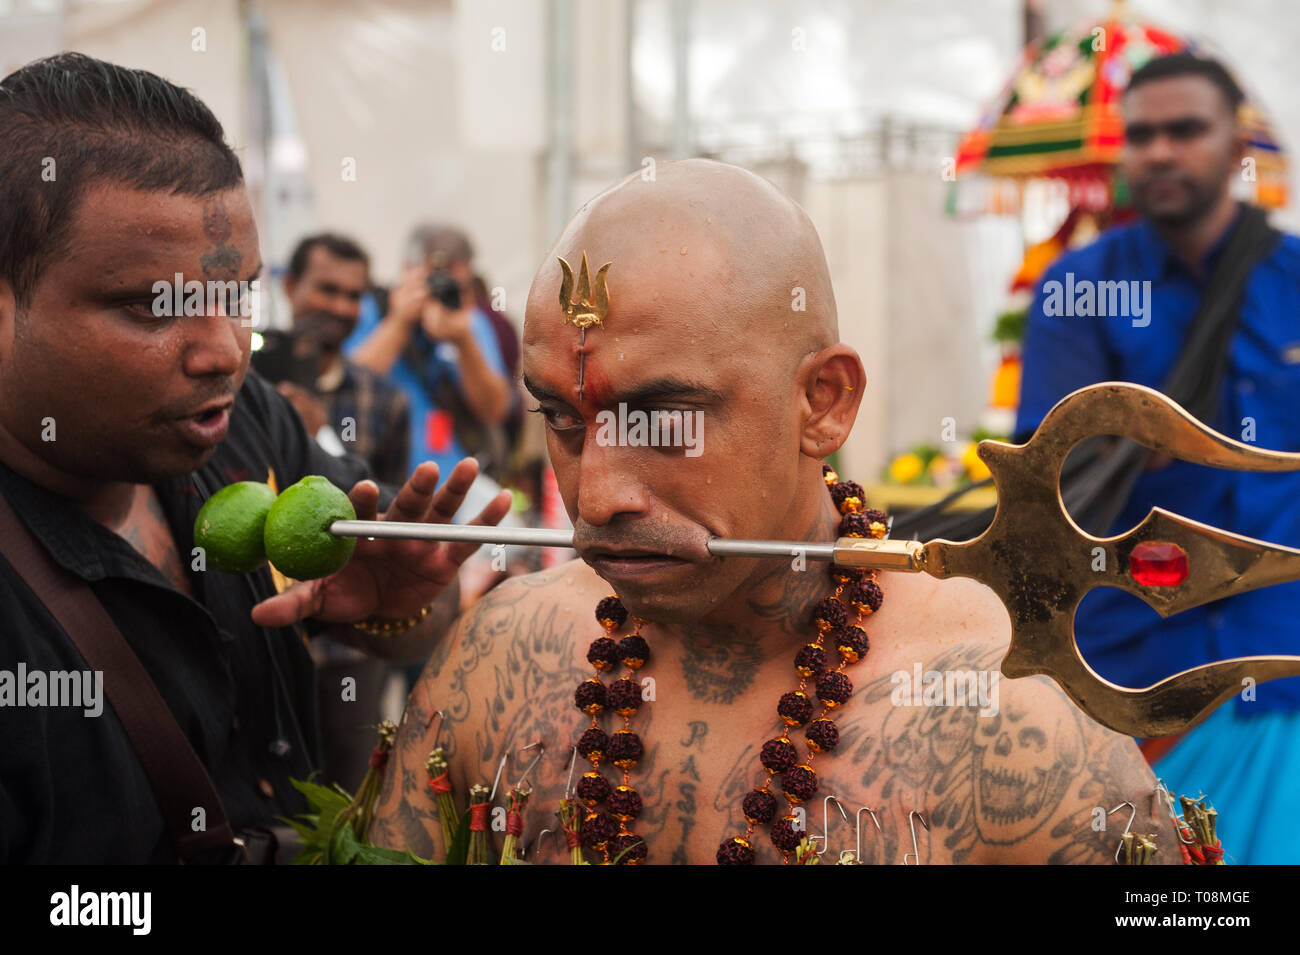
xmin=193 ymin=480 xmax=278 ymax=574
xmin=264 ymin=475 xmax=357 ymax=580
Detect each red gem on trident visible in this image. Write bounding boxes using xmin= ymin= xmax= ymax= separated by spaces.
xmin=1128 ymin=542 xmax=1189 ymax=587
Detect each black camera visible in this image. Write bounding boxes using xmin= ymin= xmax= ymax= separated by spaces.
xmin=427 ymin=270 xmax=462 ymax=311
xmin=249 ymin=329 xmax=318 ymax=389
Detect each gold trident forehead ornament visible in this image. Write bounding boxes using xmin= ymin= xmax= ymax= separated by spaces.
xmin=835 ymin=381 xmax=1300 ymax=737
xmin=557 ymin=252 xmax=611 ymax=402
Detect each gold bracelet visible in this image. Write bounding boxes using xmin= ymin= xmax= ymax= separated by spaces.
xmin=352 ymin=603 xmax=433 ymax=637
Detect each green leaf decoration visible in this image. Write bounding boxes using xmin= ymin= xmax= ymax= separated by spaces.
xmin=282 ymin=775 xmax=452 ymax=864
xmin=330 ymin=820 xmax=361 ymax=865
xmin=277 ymin=814 xmax=318 ymax=842
xmin=290 ymin=778 xmax=351 ymax=818
xmin=444 ymin=805 xmax=472 ymax=866
xmin=350 ymin=842 xmax=435 ymax=865
xmin=284 ymin=777 xmax=356 ymax=864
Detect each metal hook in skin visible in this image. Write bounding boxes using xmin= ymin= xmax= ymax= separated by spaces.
xmin=528 ymin=825 xmax=562 ymax=861
xmin=424 ymin=709 xmax=445 ymax=744
xmin=488 ymin=752 xmax=510 ymax=803
xmin=514 ymin=741 xmax=545 ymax=792
xmin=563 ymin=746 xmax=579 ymax=801
xmin=856 ymin=807 xmax=882 ymax=863
xmin=491 ymin=741 xmax=546 ymax=801
xmin=1152 ymin=780 xmax=1195 ymax=846
xmin=1109 ymin=801 xmax=1137 ymax=863
xmin=816 ymin=795 xmax=852 ymax=856
xmin=1151 ymin=778 xmax=1171 ymax=820
xmin=903 ymin=810 xmax=928 ymax=865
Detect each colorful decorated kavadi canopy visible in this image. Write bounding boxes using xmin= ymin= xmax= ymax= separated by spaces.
xmin=951 ymin=1 xmax=1289 ymax=213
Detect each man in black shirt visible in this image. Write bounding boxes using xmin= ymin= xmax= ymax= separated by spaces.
xmin=0 ymin=53 xmax=509 ymax=862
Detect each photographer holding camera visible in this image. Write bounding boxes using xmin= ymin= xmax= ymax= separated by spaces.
xmin=273 ymin=233 xmax=411 ymax=489
xmin=346 ymin=225 xmax=513 ymax=489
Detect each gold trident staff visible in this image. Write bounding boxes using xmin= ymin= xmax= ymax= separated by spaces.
xmin=328 ymin=381 xmax=1300 ymax=738
xmin=831 ymin=380 xmax=1300 ymax=737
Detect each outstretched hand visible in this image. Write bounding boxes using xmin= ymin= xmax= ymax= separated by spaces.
xmin=250 ymin=457 xmax=512 ymax=629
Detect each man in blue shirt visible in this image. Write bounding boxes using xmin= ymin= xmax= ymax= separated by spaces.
xmin=345 ymin=225 xmax=512 ymax=485
xmin=1016 ymin=53 xmax=1300 ymax=863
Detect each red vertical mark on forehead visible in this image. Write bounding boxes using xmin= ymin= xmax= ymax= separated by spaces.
xmin=577 ymin=347 xmax=613 ymax=410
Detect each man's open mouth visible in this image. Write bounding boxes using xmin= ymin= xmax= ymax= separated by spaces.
xmin=173 ymin=400 xmax=234 ymax=448
xmin=180 ymin=399 xmax=234 ymax=422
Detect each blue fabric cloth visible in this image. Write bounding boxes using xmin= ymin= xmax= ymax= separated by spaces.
xmin=1015 ymin=211 xmax=1300 ymax=714
xmin=1152 ymin=703 xmax=1300 ymax=863
xmin=344 ymin=294 xmax=507 ymax=482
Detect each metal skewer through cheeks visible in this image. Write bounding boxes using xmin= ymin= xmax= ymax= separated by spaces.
xmin=327 ymin=382 xmax=1300 ymax=738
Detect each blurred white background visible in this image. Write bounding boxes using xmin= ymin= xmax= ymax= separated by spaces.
xmin=2 ymin=0 xmax=1294 ymax=478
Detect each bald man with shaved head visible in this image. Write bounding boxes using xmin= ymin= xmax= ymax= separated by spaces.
xmin=372 ymin=159 xmax=1181 ymax=864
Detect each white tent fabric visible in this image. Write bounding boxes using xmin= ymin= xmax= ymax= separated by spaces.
xmin=5 ymin=0 xmax=1297 ymax=476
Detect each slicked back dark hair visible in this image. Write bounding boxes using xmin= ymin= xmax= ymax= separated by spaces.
xmin=287 ymin=233 xmax=371 ymax=281
xmin=0 ymin=52 xmax=244 ymax=308
xmin=1124 ymin=52 xmax=1245 ymax=115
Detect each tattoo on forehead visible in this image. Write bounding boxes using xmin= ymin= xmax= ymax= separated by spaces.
xmin=199 ymin=196 xmax=241 ymax=278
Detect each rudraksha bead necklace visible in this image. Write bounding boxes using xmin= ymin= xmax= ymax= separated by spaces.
xmin=572 ymin=464 xmax=887 ymax=864
xmin=717 ymin=464 xmax=886 ymax=864
xmin=573 ymin=595 xmax=650 ymax=863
